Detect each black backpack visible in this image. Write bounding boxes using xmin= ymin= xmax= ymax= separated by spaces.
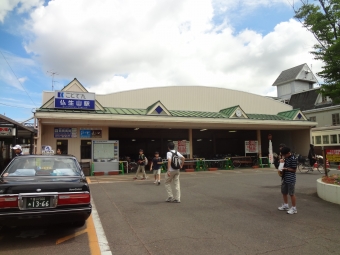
xmin=170 ymin=151 xmax=181 ymax=169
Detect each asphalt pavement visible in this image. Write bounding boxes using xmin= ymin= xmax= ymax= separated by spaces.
xmin=90 ymin=169 xmax=340 ymax=255
xmin=1 ymin=168 xmax=340 ymax=255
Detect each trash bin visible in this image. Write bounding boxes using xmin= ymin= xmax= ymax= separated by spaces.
xmin=80 ymin=162 xmax=91 ymax=176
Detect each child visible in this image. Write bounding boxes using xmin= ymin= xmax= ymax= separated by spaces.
xmin=150 ymin=151 xmax=162 ymax=185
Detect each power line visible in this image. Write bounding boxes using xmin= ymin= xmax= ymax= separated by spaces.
xmin=0 ymin=102 xmax=35 ymax=109
xmin=0 ymin=50 xmax=37 ymax=107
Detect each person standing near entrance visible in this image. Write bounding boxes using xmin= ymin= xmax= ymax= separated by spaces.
xmin=133 ymin=149 xmax=146 ymax=180
xmin=165 ymin=142 xmax=185 ymax=203
xmin=12 ymin=145 xmax=23 ymax=157
xmin=278 ymin=146 xmax=298 ymax=214
xmin=308 ymin=144 xmax=316 ymax=167
xmin=150 ymin=151 xmax=162 ymax=185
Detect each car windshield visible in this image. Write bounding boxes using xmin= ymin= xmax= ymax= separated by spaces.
xmin=2 ymin=157 xmax=81 ymax=177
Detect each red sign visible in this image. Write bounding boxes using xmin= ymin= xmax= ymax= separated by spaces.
xmin=0 ymin=127 xmax=12 ymax=136
xmin=177 ymin=141 xmax=186 ymax=154
xmin=326 ymin=150 xmax=340 ymax=162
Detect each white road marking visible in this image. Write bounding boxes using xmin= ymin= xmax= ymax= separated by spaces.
xmin=91 ymin=199 xmax=112 ymax=255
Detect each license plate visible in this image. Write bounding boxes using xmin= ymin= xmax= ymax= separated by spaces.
xmin=26 ymin=197 xmax=51 ymax=208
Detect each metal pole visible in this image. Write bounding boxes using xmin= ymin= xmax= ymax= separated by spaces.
xmin=323 ymin=147 xmax=327 ymax=177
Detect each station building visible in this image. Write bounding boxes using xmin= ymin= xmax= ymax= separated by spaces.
xmin=34 ymin=78 xmax=316 ymax=164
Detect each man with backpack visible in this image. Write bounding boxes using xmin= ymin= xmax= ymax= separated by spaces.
xmin=165 ymin=142 xmax=185 ymax=203
xmin=133 ymin=149 xmax=147 ymax=180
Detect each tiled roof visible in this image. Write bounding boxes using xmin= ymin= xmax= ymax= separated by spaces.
xmin=247 ymin=114 xmax=289 ymax=120
xmin=170 ymin=110 xmax=225 ymax=118
xmin=37 ymin=106 xmax=309 ymax=121
xmin=106 ymin=108 xmax=146 ymax=115
xmin=219 ymin=106 xmax=238 ymax=117
xmin=289 ymin=88 xmax=335 ymax=111
xmin=272 ymin=64 xmax=305 ymax=86
xmin=277 ymin=109 xmax=300 ymax=120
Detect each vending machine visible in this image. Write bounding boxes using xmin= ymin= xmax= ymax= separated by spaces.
xmin=92 ymin=140 xmax=119 ymax=174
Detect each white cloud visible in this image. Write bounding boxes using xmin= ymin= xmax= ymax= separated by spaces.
xmin=0 ymin=50 xmax=36 ymax=90
xmin=18 ymin=76 xmax=27 ymax=83
xmin=22 ymin=0 xmax=322 ymax=96
xmin=0 ymin=0 xmax=43 ymax=23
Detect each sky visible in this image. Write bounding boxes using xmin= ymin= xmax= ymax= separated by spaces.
xmin=0 ymin=0 xmax=323 ymax=122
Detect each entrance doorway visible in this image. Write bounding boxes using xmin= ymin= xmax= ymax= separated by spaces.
xmin=56 ymin=140 xmax=68 ymax=155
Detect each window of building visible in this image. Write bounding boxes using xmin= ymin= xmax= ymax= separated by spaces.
xmin=331 ymin=135 xmax=337 ymax=144
xmin=81 ymin=140 xmax=92 ymax=159
xmin=56 ymin=140 xmax=68 ymax=154
xmin=312 ymin=136 xmax=314 ymax=144
xmin=309 ymin=116 xmax=316 ymax=122
xmin=315 ymin=136 xmax=321 ymax=144
xmin=323 ymin=135 xmax=329 ymax=144
xmin=332 ymin=113 xmax=340 ymax=125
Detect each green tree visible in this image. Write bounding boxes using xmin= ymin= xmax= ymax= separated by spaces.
xmin=294 ymin=0 xmax=340 ymax=103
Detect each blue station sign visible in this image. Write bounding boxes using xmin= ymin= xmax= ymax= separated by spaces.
xmin=54 ymin=91 xmax=95 ymax=110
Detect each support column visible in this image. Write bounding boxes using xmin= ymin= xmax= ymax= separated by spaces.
xmin=257 ymin=130 xmax=262 ymax=157
xmin=30 ymin=132 xmax=34 ymax=155
xmin=36 ymin=119 xmax=42 ymax=154
xmin=213 ymin=133 xmax=216 ymax=155
xmin=189 ymin=129 xmax=193 ymax=159
xmin=12 ymin=125 xmax=17 ymax=158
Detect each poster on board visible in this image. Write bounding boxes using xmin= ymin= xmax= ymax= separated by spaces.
xmin=173 ymin=141 xmax=190 ymax=155
xmin=245 ymin=141 xmax=258 ymax=153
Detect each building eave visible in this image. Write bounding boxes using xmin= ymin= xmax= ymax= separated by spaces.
xmin=35 ymin=111 xmax=316 ymax=130
xmin=303 ymin=105 xmax=340 ymax=114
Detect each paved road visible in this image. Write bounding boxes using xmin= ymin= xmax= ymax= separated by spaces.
xmin=90 ymin=169 xmax=340 ymax=255
xmin=1 ymin=169 xmax=340 ymax=255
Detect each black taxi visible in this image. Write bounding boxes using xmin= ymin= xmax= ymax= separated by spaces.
xmin=0 ymin=155 xmax=91 ymax=227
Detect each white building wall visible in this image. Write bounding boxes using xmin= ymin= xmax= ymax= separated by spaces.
xmin=293 ymin=81 xmax=311 ymax=94
xmin=305 ymin=108 xmax=340 ymax=127
xmin=277 ymin=83 xmax=292 ymax=99
xmin=41 ymin=125 xmax=109 ymax=162
xmin=95 ymin=86 xmax=292 ymax=114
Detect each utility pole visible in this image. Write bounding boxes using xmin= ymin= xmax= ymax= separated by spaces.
xmin=47 ymin=71 xmax=59 ymax=91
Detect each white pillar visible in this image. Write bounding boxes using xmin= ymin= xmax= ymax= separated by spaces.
xmin=36 ymin=119 xmax=42 ymax=154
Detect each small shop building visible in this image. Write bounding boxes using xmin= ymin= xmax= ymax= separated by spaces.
xmin=0 ymin=114 xmax=36 ymax=170
xmin=34 ymin=78 xmax=316 ymax=172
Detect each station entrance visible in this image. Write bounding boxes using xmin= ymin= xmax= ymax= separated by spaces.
xmin=109 ymin=127 xmax=261 ymax=161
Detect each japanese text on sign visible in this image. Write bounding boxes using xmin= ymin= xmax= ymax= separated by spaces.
xmin=54 ymin=128 xmax=77 ymax=138
xmin=326 ymin=150 xmax=340 ymax=162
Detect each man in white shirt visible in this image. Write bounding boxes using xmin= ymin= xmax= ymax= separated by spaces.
xmin=12 ymin=145 xmax=23 ymax=157
xmin=165 ymin=142 xmax=185 ymax=203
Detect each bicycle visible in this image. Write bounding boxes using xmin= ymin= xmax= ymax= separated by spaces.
xmin=297 ymin=155 xmax=325 ymax=174
xmin=123 ymin=156 xmax=138 ymax=173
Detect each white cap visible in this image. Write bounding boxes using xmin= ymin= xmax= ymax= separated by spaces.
xmin=12 ymin=145 xmax=22 ymax=150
